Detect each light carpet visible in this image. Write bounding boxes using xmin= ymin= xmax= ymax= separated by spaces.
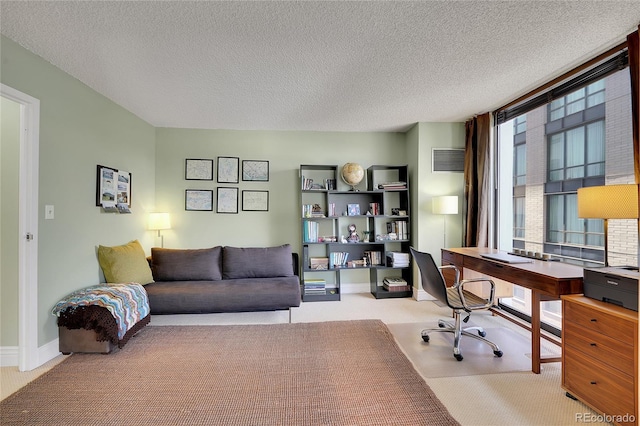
xmin=1 ymin=320 xmax=460 ymax=426
xmin=388 ymin=322 xmax=561 ymax=378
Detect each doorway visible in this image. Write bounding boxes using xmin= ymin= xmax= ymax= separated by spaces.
xmin=1 ymin=84 xmax=40 ymax=371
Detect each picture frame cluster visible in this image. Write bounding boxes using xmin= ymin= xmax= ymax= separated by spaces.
xmin=184 ymin=157 xmax=269 ymax=213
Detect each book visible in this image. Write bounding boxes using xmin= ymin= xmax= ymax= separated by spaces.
xmin=383 ymin=282 xmax=411 ymax=292
xmin=309 ymin=257 xmax=329 ymax=270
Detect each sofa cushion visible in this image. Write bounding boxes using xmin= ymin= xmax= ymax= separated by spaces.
xmin=97 ymin=240 xmax=154 ymax=285
xmin=223 ymin=244 xmax=294 ymax=279
xmin=151 ymin=247 xmax=222 ymax=281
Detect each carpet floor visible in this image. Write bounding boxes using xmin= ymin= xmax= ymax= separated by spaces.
xmin=1 ymin=320 xmax=459 ymax=426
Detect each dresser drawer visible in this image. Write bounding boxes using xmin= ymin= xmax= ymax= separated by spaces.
xmin=563 ymin=346 xmax=635 ymax=422
xmin=563 ymin=321 xmax=634 ymax=375
xmin=564 ymin=299 xmax=635 ymax=344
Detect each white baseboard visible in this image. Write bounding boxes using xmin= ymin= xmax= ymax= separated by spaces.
xmin=1 ymin=338 xmax=61 ymax=370
xmin=413 ymin=287 xmax=436 ymax=301
xmin=340 ymin=282 xmax=370 ymax=294
xmin=38 ymin=338 xmax=61 ymax=366
xmin=0 ymin=346 xmax=18 ymax=367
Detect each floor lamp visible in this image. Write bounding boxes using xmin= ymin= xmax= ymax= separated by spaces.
xmin=148 ymin=212 xmax=171 ymax=248
xmin=577 ymin=184 xmax=638 ymax=267
xmin=432 ymin=195 xmax=459 ymax=248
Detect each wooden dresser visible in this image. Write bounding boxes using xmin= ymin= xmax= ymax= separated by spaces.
xmin=562 ymin=295 xmax=638 ymax=426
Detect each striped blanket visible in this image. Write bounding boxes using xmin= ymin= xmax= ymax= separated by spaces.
xmin=52 ymin=283 xmax=150 ymax=341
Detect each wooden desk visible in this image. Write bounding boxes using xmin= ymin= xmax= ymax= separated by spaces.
xmin=441 ymin=247 xmax=584 ymax=374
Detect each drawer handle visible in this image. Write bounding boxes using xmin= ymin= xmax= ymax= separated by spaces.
xmin=589 ymin=343 xmax=597 ymax=347
xmin=590 ymin=318 xmax=597 ymax=322
xmin=590 ymin=381 xmax=597 ymax=385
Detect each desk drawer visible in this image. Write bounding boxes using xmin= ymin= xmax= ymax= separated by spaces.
xmin=441 ymin=250 xmax=461 ymax=287
xmin=563 ymin=321 xmax=634 ymax=375
xmin=564 ymin=299 xmax=635 ymax=345
xmin=563 ymin=346 xmax=635 ymax=423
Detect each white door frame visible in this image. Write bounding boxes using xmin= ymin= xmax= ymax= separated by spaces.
xmin=1 ymin=84 xmax=40 ymax=371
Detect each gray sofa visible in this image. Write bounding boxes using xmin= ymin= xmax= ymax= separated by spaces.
xmin=144 ymin=244 xmax=301 ymax=315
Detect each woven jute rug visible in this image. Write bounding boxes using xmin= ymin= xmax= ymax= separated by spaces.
xmin=1 ymin=320 xmax=459 ymax=425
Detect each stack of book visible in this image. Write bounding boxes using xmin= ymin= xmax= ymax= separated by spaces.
xmin=387 ymin=251 xmax=410 ymax=267
xmin=386 ymin=220 xmax=408 ymax=240
xmin=302 ymin=204 xmax=325 ymax=218
xmin=303 ymin=220 xmax=319 ymax=242
xmin=309 ymin=257 xmax=329 ymax=270
xmin=378 ymin=181 xmax=407 ymax=190
xmin=369 ymin=202 xmax=381 ymax=215
xmin=330 ymin=252 xmax=349 ymax=268
xmin=383 ymin=277 xmax=410 ymax=292
xmin=304 ymin=279 xmax=326 ymax=296
xmin=364 ymin=250 xmax=383 ymax=266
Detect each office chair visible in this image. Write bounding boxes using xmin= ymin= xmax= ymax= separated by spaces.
xmin=410 ymin=247 xmax=503 ymax=361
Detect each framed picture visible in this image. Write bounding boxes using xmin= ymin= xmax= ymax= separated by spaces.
xmin=96 ymin=165 xmax=132 ymax=212
xmin=185 ymin=189 xmax=213 ymax=211
xmin=242 ymin=160 xmax=269 ymax=181
xmin=242 ymin=190 xmax=269 ymax=211
xmin=216 ymin=187 xmax=238 ymax=213
xmin=217 ymin=157 xmax=239 ymax=183
xmin=185 ymin=158 xmax=213 ymax=180
xmin=347 ymin=203 xmax=360 ymax=216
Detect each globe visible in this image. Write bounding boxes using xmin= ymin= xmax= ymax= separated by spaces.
xmin=341 ymin=163 xmax=364 ymax=191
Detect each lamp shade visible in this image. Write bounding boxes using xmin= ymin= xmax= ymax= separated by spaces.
xmin=432 ymin=196 xmax=459 ymax=215
xmin=577 ymin=184 xmax=639 ymax=219
xmin=148 ymin=212 xmax=171 ymax=230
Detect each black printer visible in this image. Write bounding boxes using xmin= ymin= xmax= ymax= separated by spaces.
xmin=583 ymin=266 xmax=639 ymax=311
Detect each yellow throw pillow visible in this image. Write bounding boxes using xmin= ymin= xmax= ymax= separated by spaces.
xmin=98 ymin=240 xmax=154 ymax=285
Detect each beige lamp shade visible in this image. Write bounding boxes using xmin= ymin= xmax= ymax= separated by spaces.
xmin=577 ymin=184 xmax=639 ymax=219
xmin=148 ymin=212 xmax=171 ymax=230
xmin=432 ymin=196 xmax=459 ymax=215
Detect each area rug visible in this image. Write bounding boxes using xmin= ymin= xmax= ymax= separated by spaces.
xmin=388 ymin=322 xmax=560 ymax=378
xmin=1 ymin=320 xmax=459 ymax=425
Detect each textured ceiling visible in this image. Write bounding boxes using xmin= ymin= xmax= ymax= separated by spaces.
xmin=1 ymin=1 xmax=639 ymax=132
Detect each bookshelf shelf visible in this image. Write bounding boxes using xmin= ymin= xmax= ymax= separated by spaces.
xmin=299 ymin=164 xmax=412 ymax=301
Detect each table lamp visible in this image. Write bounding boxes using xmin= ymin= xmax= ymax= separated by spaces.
xmin=432 ymin=195 xmax=459 ymax=248
xmin=148 ymin=212 xmax=171 ymax=248
xmin=577 ymin=184 xmax=638 ymax=266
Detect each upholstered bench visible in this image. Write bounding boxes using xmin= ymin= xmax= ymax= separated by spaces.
xmin=52 ymin=283 xmax=150 ymax=354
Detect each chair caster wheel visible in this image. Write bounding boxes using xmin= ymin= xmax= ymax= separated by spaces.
xmin=478 ymin=330 xmax=486 ymax=337
xmin=422 ymin=335 xmax=430 ymax=342
xmin=454 ymin=354 xmax=463 ymax=361
xmin=494 ymin=350 xmax=503 ymax=357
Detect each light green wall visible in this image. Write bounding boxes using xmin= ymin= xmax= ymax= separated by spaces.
xmin=155 ymin=128 xmax=408 ymax=256
xmin=406 ymin=122 xmax=465 ymax=290
xmin=1 ymin=97 xmax=21 ymax=346
xmin=412 ymin=122 xmax=465 ymax=259
xmin=1 ymin=34 xmax=466 ymax=353
xmin=1 ymin=36 xmax=157 ymax=346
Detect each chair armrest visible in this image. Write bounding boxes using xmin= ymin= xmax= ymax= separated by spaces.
xmin=457 ymin=278 xmax=496 ymax=311
xmin=437 ymin=264 xmax=460 ymax=286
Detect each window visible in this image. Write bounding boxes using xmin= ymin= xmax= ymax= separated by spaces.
xmin=549 ymin=81 xmax=605 ymax=121
xmin=513 ymin=197 xmax=525 ymax=239
xmin=547 ymin=121 xmax=605 ymax=181
xmin=495 ymin=58 xmax=635 ymax=334
xmin=546 ymin=193 xmax=603 ymax=246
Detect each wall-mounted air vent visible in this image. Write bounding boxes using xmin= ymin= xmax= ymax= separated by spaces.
xmin=432 ymin=148 xmax=464 ymax=173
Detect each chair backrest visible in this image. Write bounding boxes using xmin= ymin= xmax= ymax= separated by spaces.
xmin=409 ymin=247 xmax=448 ymax=304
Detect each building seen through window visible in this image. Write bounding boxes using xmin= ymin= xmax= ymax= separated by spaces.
xmin=496 ymin=67 xmax=636 ymax=332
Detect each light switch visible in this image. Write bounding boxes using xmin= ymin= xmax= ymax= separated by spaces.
xmin=45 ymin=205 xmax=54 ymax=220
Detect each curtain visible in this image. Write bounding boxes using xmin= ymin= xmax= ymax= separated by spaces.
xmin=463 ymin=113 xmax=491 ymax=247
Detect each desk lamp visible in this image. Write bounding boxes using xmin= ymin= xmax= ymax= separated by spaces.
xmin=148 ymin=212 xmax=171 ymax=248
xmin=577 ymin=184 xmax=638 ymax=267
xmin=432 ymin=195 xmax=459 ymax=248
